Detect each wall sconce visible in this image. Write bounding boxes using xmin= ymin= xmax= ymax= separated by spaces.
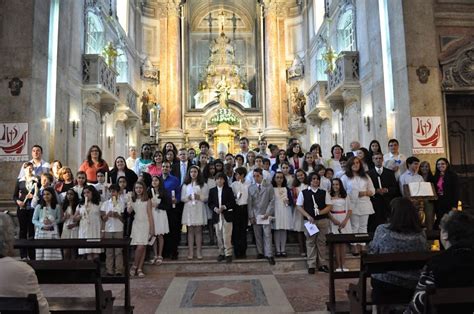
xmin=364 ymin=115 xmax=371 ymax=132
xmin=72 ymin=120 xmax=79 ymax=137
xmin=107 ymin=135 xmax=114 ymax=148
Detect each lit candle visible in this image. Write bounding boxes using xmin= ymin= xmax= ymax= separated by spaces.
xmin=105 ymin=171 xmax=108 ymax=184
xmin=378 ymin=177 xmax=382 ymax=189
xmin=171 ymin=190 xmax=176 ymax=208
xmin=151 ymin=188 xmax=155 ymax=198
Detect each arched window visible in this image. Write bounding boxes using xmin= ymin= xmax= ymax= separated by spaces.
xmin=116 ymin=48 xmax=128 ymax=83
xmin=117 ymin=0 xmax=129 ymax=35
xmin=85 ymin=12 xmax=104 ymax=54
xmin=336 ymin=9 xmax=355 ymax=53
xmin=316 ymin=46 xmax=327 ymax=81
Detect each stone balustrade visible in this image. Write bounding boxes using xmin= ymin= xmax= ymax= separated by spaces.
xmin=82 ymin=54 xmax=118 ymax=102
xmin=306 ymin=81 xmax=331 ymax=125
xmin=325 ymin=51 xmax=360 ymax=102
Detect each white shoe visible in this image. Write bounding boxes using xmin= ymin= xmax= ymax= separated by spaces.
xmin=342 ymin=267 xmax=350 ymax=272
xmin=335 ymin=268 xmax=343 ymax=272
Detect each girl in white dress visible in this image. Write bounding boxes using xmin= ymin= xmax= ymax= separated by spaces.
xmin=61 ymin=189 xmax=80 ymax=260
xmin=302 ymin=152 xmax=316 ymax=175
xmin=181 ymin=165 xmax=209 ymax=260
xmin=280 ymin=161 xmax=294 ymax=188
xmin=340 ymin=157 xmax=375 ymax=255
xmin=316 ymin=164 xmax=332 ymax=192
xmin=128 ymin=181 xmax=154 ymax=277
xmin=76 ymin=186 xmax=102 ymax=260
xmin=32 ymin=187 xmax=62 ymax=260
xmin=272 ymin=172 xmax=294 ymax=257
xmin=329 ymin=178 xmax=353 ymax=271
xmin=291 ymin=169 xmax=308 ymax=256
xmin=73 ymin=171 xmax=88 ymax=201
xmin=149 ymin=176 xmax=169 ymax=265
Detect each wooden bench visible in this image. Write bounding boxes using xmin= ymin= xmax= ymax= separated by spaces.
xmin=425 ymin=285 xmax=474 ymax=314
xmin=14 ymin=238 xmax=133 ymax=313
xmin=0 ymin=294 xmax=39 ymax=313
xmin=347 ymin=251 xmax=439 ymax=314
xmin=325 ymin=230 xmax=440 ymax=314
xmin=27 ymin=259 xmax=113 ymax=313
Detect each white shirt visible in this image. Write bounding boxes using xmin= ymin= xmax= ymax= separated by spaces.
xmin=0 ymin=257 xmax=50 ymax=314
xmin=245 ymin=169 xmax=272 ymax=185
xmin=231 ymin=180 xmax=250 ymax=205
xmin=217 ymin=186 xmax=223 ymax=208
xmin=399 ymin=170 xmax=424 ymax=196
xmin=101 ymin=199 xmax=124 ymax=232
xmin=383 ymin=152 xmax=407 ymax=179
xmin=340 ymin=174 xmax=375 ymax=215
xmin=126 ymin=157 xmax=136 ymax=173
xmin=320 ymin=176 xmax=332 ymax=192
xmin=296 ymin=186 xmax=333 ymax=207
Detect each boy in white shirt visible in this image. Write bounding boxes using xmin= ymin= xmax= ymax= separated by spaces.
xmin=100 ymin=184 xmax=124 ymax=276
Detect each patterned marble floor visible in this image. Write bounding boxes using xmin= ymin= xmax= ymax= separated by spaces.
xmin=40 ymin=269 xmax=356 ymax=313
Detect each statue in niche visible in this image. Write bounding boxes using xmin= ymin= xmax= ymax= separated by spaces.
xmin=291 ymin=87 xmax=306 ymax=123
xmin=216 ymin=76 xmax=231 ymax=108
xmin=141 ymin=88 xmax=157 ymax=125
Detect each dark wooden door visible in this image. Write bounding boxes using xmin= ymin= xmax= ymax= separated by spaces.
xmin=446 ymin=94 xmax=474 ymax=212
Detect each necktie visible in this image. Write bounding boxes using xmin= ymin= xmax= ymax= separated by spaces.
xmin=181 ymin=163 xmax=186 ymax=183
xmin=377 ymin=168 xmax=382 ymax=175
xmin=258 ymin=184 xmax=261 ymax=193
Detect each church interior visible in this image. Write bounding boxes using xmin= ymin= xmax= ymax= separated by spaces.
xmin=1 ymin=0 xmax=474 ymax=313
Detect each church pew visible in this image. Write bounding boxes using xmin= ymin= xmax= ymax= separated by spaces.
xmin=26 ymin=259 xmax=113 ymax=313
xmin=347 ymin=251 xmax=439 ymax=314
xmin=14 ymin=238 xmax=133 ymax=313
xmin=425 ymin=285 xmax=474 ymax=314
xmin=325 ymin=230 xmax=440 ymax=314
xmin=0 ymin=294 xmax=39 ymax=313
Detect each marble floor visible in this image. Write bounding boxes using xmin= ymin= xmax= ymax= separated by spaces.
xmin=40 ymin=268 xmax=357 ymax=313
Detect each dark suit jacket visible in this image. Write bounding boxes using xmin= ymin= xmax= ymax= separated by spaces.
xmin=109 ymin=168 xmax=138 ymax=192
xmin=208 ymin=185 xmax=237 ymax=224
xmin=172 ymin=161 xmax=191 ymax=183
xmin=368 ymin=167 xmax=399 ymax=218
xmin=431 ymin=171 xmax=460 ymax=212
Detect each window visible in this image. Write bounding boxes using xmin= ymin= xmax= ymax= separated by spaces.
xmin=116 ymin=49 xmax=128 ymax=83
xmin=86 ymin=12 xmax=104 ymax=54
xmin=314 ymin=0 xmax=325 ymax=35
xmin=316 ymin=46 xmax=327 ymax=81
xmin=117 ymin=0 xmax=129 ymax=35
xmin=336 ymin=9 xmax=354 ymax=53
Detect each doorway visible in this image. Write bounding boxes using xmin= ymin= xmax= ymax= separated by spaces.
xmin=445 ymin=94 xmax=474 ymax=212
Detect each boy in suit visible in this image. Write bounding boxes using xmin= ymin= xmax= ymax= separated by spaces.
xmin=247 ymin=168 xmax=276 ymax=265
xmin=209 ymin=172 xmax=237 ymax=263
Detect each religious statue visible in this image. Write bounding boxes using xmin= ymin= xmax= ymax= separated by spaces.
xmin=102 ymin=41 xmax=119 ymax=67
xmin=141 ymin=91 xmax=150 ymax=125
xmin=215 ymin=76 xmax=230 ymax=108
xmin=291 ymin=87 xmax=307 ymax=123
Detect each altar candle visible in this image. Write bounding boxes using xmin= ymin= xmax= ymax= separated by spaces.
xmin=85 ymin=196 xmax=88 ymax=207
xmin=105 ymin=171 xmax=108 ymax=184
xmin=171 ymin=190 xmax=176 ymax=208
xmin=151 ymin=188 xmax=155 ymax=198
xmin=191 ymin=192 xmax=196 ymax=205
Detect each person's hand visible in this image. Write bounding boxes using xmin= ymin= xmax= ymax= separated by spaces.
xmin=392 ymin=165 xmax=399 ymax=172
xmin=194 ymin=194 xmax=200 ymax=200
xmin=149 ymin=228 xmax=155 ymax=236
xmin=250 ymin=217 xmax=256 ymax=225
xmin=307 ymin=216 xmax=315 ymax=224
xmin=332 ymin=219 xmax=341 ymax=226
xmin=172 ymin=197 xmax=176 ymax=204
xmin=263 ymin=213 xmax=269 ymax=220
xmin=340 ymin=219 xmax=347 ymax=228
xmin=43 ymin=218 xmax=51 ymax=225
xmin=26 ymin=193 xmax=33 ymax=200
xmin=16 ymin=200 xmax=25 ymax=207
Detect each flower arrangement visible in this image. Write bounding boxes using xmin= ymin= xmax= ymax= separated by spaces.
xmin=210 ymin=108 xmax=240 ymax=125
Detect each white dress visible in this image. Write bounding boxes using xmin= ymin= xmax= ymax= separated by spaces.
xmin=330 ymin=197 xmax=353 ymax=234
xmin=181 ymin=182 xmax=209 ymax=226
xmin=78 ymin=203 xmax=102 ymax=254
xmin=273 ymin=187 xmax=294 ymax=230
xmin=340 ymin=175 xmax=375 ymax=216
xmin=61 ymin=205 xmax=79 ymax=239
xmin=130 ymin=200 xmax=150 ymax=245
xmin=32 ymin=205 xmax=62 ymax=260
xmin=292 ymin=184 xmax=308 ymax=232
xmin=151 ymin=196 xmax=169 ymax=235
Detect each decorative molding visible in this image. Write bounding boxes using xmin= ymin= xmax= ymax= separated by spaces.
xmin=441 ymin=42 xmax=474 ymax=91
xmin=416 ymin=65 xmax=430 ymax=84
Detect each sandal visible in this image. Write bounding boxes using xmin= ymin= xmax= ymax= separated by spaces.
xmin=155 ymin=256 xmax=163 ymax=265
xmin=137 ymin=269 xmax=145 ymax=278
xmin=129 ymin=265 xmax=137 ymax=277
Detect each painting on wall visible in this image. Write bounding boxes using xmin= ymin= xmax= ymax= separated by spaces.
xmin=412 ymin=116 xmax=444 ymax=154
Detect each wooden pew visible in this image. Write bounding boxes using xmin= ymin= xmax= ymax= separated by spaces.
xmin=325 ymin=230 xmax=440 ymax=314
xmin=14 ymin=238 xmax=132 ymax=313
xmin=0 ymin=294 xmax=39 ymax=313
xmin=425 ymin=285 xmax=474 ymax=314
xmin=347 ymin=251 xmax=439 ymax=314
xmin=26 ymin=259 xmax=113 ymax=313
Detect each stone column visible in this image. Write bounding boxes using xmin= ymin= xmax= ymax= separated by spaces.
xmin=263 ymin=0 xmax=288 ymax=138
xmin=163 ymin=0 xmax=183 ymax=141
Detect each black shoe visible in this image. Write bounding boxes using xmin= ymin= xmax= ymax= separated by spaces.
xmin=257 ymin=254 xmax=264 ymax=259
xmin=308 ymin=268 xmax=316 ymax=274
xmin=267 ymin=257 xmax=276 ymax=265
xmin=275 ymin=252 xmax=281 ymax=257
xmin=217 ymin=255 xmax=225 ymax=262
xmin=115 ymin=273 xmax=123 ymax=277
xmin=318 ymin=265 xmax=329 ymax=273
xmin=281 ymin=252 xmax=287 ymax=257
xmin=226 ymin=256 xmax=232 ymax=263
xmin=106 ymin=273 xmax=114 ymax=277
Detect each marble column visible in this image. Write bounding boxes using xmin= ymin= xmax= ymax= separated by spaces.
xmin=163 ymin=0 xmax=183 ymax=140
xmin=263 ymin=0 xmax=288 ymax=138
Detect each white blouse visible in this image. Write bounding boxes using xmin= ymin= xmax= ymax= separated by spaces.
xmin=340 ymin=174 xmax=375 ymax=216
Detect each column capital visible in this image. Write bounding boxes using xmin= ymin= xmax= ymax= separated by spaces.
xmin=341 ymin=88 xmax=360 ymax=106
xmin=262 ymin=0 xmax=286 ymax=18
xmin=166 ymin=0 xmax=181 ymax=18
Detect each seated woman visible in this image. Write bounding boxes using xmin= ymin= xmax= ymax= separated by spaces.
xmin=368 ymin=197 xmax=427 ymax=306
xmin=407 ymin=211 xmax=474 ymax=314
xmin=0 ymin=213 xmax=50 ymax=313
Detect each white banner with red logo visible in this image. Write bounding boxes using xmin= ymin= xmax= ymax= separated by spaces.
xmin=0 ymin=123 xmax=29 ymax=161
xmin=412 ymin=116 xmax=444 ymax=154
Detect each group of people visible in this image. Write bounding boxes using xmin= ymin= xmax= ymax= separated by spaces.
xmin=13 ymin=137 xmax=462 ymax=273
xmin=4 ymin=136 xmax=474 ymax=313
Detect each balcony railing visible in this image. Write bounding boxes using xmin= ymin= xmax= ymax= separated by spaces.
xmin=82 ymin=54 xmax=118 ymax=102
xmin=326 ymin=51 xmax=360 ymax=101
xmin=306 ymin=81 xmax=331 ymax=124
xmin=116 ymin=83 xmax=138 ymax=114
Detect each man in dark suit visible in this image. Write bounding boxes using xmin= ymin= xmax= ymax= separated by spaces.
xmin=367 ymin=152 xmax=400 ymax=232
xmin=345 ymin=140 xmax=360 ymax=158
xmin=172 ymin=148 xmax=191 ymax=185
xmin=208 ymin=172 xmax=237 ymax=263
